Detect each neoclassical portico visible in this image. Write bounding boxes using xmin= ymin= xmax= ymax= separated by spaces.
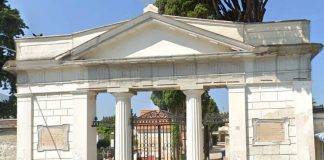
xmin=6 ymin=4 xmax=323 ymax=160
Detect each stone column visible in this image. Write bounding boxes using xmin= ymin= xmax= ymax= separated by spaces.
xmin=183 ymin=89 xmax=204 ymax=160
xmin=112 ymin=92 xmax=133 ymax=160
xmin=16 ymin=93 xmax=33 ymax=160
xmin=228 ymin=85 xmax=247 ymax=160
xmin=72 ymin=91 xmax=97 ymax=160
xmin=293 ymin=81 xmax=315 ymax=160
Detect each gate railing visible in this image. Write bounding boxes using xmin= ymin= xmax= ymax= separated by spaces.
xmin=132 ymin=111 xmax=186 ymax=160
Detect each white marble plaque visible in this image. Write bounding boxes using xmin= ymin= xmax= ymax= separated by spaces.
xmin=37 ymin=124 xmax=69 ymax=151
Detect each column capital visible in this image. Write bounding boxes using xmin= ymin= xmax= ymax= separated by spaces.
xmin=182 ymin=89 xmax=204 ymax=97
xmin=112 ymin=92 xmax=134 ymax=99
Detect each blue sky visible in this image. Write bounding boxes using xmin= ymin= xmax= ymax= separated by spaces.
xmin=6 ymin=0 xmax=324 ymax=118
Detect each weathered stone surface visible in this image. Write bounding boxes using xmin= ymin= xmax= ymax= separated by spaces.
xmin=0 ymin=131 xmax=16 ymax=160
xmin=255 ymin=121 xmax=285 ymax=142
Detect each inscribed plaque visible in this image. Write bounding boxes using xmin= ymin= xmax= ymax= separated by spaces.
xmin=253 ymin=119 xmax=289 ymax=145
xmin=37 ymin=124 xmax=69 ymax=151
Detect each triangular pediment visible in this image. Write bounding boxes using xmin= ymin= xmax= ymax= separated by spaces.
xmin=56 ymin=12 xmax=254 ymax=61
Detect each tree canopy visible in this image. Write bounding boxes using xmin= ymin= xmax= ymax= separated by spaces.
xmin=0 ymin=0 xmax=27 ymax=118
xmin=155 ymin=0 xmax=268 ymax=22
xmin=151 ymin=90 xmax=219 ymax=117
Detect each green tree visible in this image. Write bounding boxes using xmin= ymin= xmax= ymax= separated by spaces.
xmin=0 ymin=0 xmax=27 ymax=118
xmin=151 ymin=90 xmax=219 ymax=116
xmin=96 ymin=116 xmax=115 ymax=146
xmin=155 ymin=0 xmax=268 ymax=22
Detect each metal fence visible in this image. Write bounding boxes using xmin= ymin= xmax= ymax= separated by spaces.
xmin=132 ymin=111 xmax=186 ymax=160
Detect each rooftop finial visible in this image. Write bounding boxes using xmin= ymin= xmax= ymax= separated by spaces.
xmin=143 ymin=4 xmax=158 ymax=13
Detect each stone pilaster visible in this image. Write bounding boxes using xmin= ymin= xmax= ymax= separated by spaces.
xmin=72 ymin=91 xmax=97 ymax=160
xmin=293 ymin=81 xmax=315 ymax=160
xmin=112 ymin=92 xmax=133 ymax=160
xmin=183 ymin=89 xmax=204 ymax=160
xmin=16 ymin=93 xmax=33 ymax=160
xmin=228 ymin=85 xmax=247 ymax=160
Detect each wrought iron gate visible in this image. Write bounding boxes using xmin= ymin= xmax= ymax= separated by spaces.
xmin=132 ymin=110 xmax=186 ymax=160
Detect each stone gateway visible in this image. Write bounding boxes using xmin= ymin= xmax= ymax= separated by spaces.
xmin=4 ymin=4 xmax=323 ymax=160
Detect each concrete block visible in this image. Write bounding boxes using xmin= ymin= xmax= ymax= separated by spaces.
xmin=260 ymin=84 xmax=277 ymax=92
xmin=33 ymin=101 xmax=46 ymax=110
xmin=40 ymin=109 xmax=53 ymax=116
xmin=260 ymin=92 xmax=278 ymax=101
xmin=61 ymin=116 xmax=73 ymax=124
xmin=270 ymin=155 xmax=289 ymax=160
xmin=277 ymin=91 xmax=294 ymax=101
xmin=278 ymin=108 xmax=294 ymax=118
xmin=46 ymin=116 xmax=60 ymax=125
xmin=67 ymin=108 xmax=74 ymax=116
xmin=45 ymin=150 xmax=62 ymax=159
xmin=290 ymin=136 xmax=297 ymax=144
xmin=61 ymin=100 xmax=73 ymax=109
xmin=248 ymin=103 xmax=253 ymax=109
xmin=253 ymin=155 xmax=272 ymax=160
xmin=279 ymin=144 xmax=292 ymax=154
xmin=262 ymin=145 xmax=279 ymax=155
xmin=261 ymin=109 xmax=280 ymax=119
xmin=289 ymin=155 xmax=297 ymax=160
xmin=33 ymin=150 xmax=45 ymax=159
xmin=249 ymin=146 xmax=262 ymax=155
xmin=46 ymin=100 xmax=61 ymax=109
xmin=248 ymin=110 xmax=262 ymax=119
xmin=59 ymin=150 xmax=73 ymax=159
xmin=269 ymin=101 xmax=286 ymax=109
xmin=53 ymin=109 xmax=68 ymax=116
xmin=251 ymin=102 xmax=270 ymax=109
xmin=248 ymin=92 xmax=261 ymax=102
xmin=33 ymin=117 xmax=45 ymax=125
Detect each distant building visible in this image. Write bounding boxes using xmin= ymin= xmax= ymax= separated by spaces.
xmin=0 ymin=119 xmax=16 ymax=160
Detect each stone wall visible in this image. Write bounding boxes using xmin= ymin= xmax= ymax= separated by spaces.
xmin=32 ymin=93 xmax=74 ymax=160
xmin=0 ymin=130 xmax=16 ymax=160
xmin=247 ymin=83 xmax=297 ymax=160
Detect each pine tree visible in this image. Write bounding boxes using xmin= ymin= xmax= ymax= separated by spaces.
xmin=155 ymin=0 xmax=268 ymax=22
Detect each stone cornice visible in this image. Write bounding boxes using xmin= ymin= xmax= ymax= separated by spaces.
xmin=4 ymin=43 xmax=321 ymax=73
